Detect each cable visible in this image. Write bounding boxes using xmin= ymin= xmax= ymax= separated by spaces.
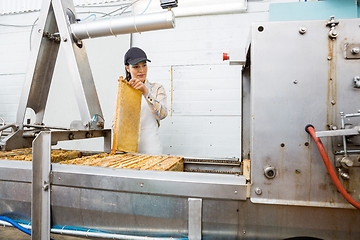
xmin=305 ymin=125 xmax=360 ymax=209
xmin=100 ymin=4 xmax=132 ymax=17
xmin=2 ymin=0 xmax=137 ymax=32
xmin=75 ymin=1 xmax=131 ymax=8
xmin=80 ymin=13 xmax=96 ymax=21
xmin=0 ymin=216 xmax=31 ymax=236
xmin=90 ymin=114 xmax=105 ymax=127
xmin=29 ymin=17 xmax=39 ymax=51
xmin=78 ymin=1 xmax=136 ymax=19
xmin=77 ymin=10 xmax=110 ymax=16
xmin=0 ymin=23 xmax=33 ymax=27
xmin=113 ymin=0 xmax=142 ymax=17
xmin=141 ymin=0 xmax=152 ymax=14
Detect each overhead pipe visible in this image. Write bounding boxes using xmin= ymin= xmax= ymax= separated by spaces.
xmin=305 ymin=125 xmax=360 ymax=209
xmin=71 ymin=11 xmax=175 ymax=41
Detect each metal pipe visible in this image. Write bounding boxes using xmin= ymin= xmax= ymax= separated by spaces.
xmin=336 ymin=149 xmax=360 ymax=154
xmin=51 ymin=229 xmax=180 ymax=240
xmin=71 ymin=11 xmax=175 ymax=41
xmin=0 ymin=220 xmax=183 ymax=240
xmin=0 ymin=124 xmax=17 ymax=132
xmin=0 ymin=117 xmax=5 ymax=126
xmin=340 ymin=112 xmax=348 ymax=156
xmin=345 ymin=113 xmax=360 ymax=118
xmin=23 ymin=124 xmax=69 ymax=130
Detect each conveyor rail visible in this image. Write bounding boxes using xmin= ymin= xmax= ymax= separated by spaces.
xmin=184 ymin=157 xmax=241 ymax=174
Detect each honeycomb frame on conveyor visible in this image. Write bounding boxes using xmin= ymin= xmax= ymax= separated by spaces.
xmin=0 ymin=148 xmax=184 ymax=171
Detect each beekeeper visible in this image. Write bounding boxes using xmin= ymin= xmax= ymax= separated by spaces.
xmin=124 ymin=47 xmax=168 ymax=154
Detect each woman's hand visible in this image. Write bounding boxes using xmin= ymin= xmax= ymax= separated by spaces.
xmin=128 ymin=78 xmax=149 ymax=96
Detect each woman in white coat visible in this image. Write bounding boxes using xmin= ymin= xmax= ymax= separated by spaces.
xmin=124 ymin=47 xmax=168 ymax=155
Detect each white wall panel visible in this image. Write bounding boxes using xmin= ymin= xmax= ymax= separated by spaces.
xmin=133 ymin=0 xmax=247 ymax=17
xmin=160 ymin=116 xmax=240 ymax=158
xmin=171 ymin=65 xmax=241 ymax=116
xmin=0 ymin=74 xmax=24 ymax=123
xmin=132 ymin=11 xmax=252 ymax=157
xmin=132 ymin=11 xmax=266 ymax=67
xmin=0 ymin=12 xmax=38 ymax=124
xmin=0 ymin=0 xmax=41 ymax=15
xmin=0 ymin=26 xmax=33 ymax=74
xmin=149 ymin=65 xmax=241 ymax=117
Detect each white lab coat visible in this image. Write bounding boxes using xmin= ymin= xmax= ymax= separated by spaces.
xmin=137 ymin=96 xmax=162 ymax=154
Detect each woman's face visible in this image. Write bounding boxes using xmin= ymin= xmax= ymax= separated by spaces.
xmin=126 ymin=61 xmax=148 ymax=83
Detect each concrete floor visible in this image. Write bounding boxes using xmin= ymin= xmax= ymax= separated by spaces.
xmin=0 ymin=226 xmax=102 ymax=240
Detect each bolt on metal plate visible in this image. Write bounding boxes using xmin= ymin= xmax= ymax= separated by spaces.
xmin=353 ymin=76 xmax=360 ymax=88
xmin=346 ymin=44 xmax=360 ymax=59
xmin=299 ymin=27 xmax=307 ymax=34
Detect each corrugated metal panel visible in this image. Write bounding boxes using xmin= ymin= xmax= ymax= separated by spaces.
xmin=0 ymin=0 xmax=41 ymax=15
xmin=0 ymin=0 xmax=131 ymax=15
xmin=74 ymin=0 xmax=131 ymax=6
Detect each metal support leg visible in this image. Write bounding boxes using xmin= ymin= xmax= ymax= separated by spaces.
xmin=32 ymin=131 xmax=51 ymax=240
xmin=188 ymin=198 xmax=202 ymax=240
xmin=104 ymin=130 xmax=112 ymax=153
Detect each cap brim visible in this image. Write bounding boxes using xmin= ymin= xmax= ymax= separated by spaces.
xmin=129 ymin=58 xmax=151 ymax=65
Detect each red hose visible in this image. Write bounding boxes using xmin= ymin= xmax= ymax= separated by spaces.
xmin=307 ymin=125 xmax=360 ymax=209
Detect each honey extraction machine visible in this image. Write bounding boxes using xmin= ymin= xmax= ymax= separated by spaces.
xmin=0 ymin=0 xmax=360 ymax=239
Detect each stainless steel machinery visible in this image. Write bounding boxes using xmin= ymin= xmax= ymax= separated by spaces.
xmin=0 ymin=0 xmax=360 ymax=238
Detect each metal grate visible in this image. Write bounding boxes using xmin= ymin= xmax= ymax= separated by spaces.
xmin=184 ymin=157 xmax=242 ymax=174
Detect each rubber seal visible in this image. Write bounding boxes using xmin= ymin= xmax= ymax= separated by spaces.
xmin=305 ymin=124 xmax=315 ymax=133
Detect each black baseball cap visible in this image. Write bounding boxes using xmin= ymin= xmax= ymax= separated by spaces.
xmin=124 ymin=47 xmax=151 ymax=65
